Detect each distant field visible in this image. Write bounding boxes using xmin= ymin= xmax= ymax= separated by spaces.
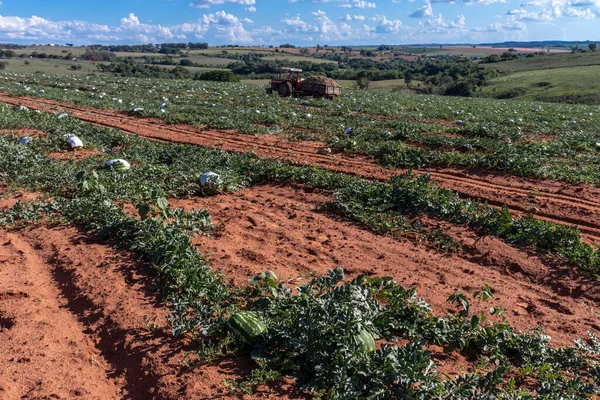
xmin=336 ymin=79 xmax=417 ymax=92
xmin=116 ymin=52 xmax=231 ymax=67
xmin=388 ymin=45 xmax=569 ymax=58
xmin=478 ymin=65 xmax=600 ymax=103
xmin=153 ymin=64 xmax=226 ymax=74
xmin=485 ymin=51 xmax=600 ymax=74
xmin=10 ymin=45 xmax=88 ymax=57
xmin=189 ymin=49 xmax=335 ymax=64
xmin=0 ymin=58 xmax=104 ymax=75
xmin=260 ymin=54 xmax=337 ymax=64
xmin=181 ymin=55 xmax=231 ymax=66
xmin=190 ymin=48 xmax=275 ymax=56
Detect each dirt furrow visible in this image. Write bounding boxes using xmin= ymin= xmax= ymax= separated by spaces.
xmin=3 ymin=93 xmax=600 ymax=243
xmin=1 ymin=224 xmax=301 ymax=399
xmin=169 ymin=184 xmax=600 ymax=348
xmin=0 ymin=229 xmax=121 ymax=399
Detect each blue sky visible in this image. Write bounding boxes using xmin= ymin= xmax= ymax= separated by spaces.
xmin=0 ymin=0 xmax=598 ymax=45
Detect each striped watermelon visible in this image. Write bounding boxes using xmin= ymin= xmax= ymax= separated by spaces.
xmin=228 ymin=311 xmax=267 ymax=345
xmin=354 ymin=330 xmax=375 ymax=354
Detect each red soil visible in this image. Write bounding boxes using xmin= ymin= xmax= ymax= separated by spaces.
xmin=2 ymin=93 xmax=600 ymax=397
xmin=0 ymin=128 xmax=47 ymax=138
xmin=48 ymin=148 xmax=101 ymax=161
xmin=0 ymin=225 xmax=303 ymax=399
xmin=171 ymin=183 xmax=600 ymax=348
xmin=2 ymin=93 xmax=600 ymax=244
xmin=3 ymin=182 xmax=597 ymax=397
xmin=0 ymin=187 xmax=41 ymax=209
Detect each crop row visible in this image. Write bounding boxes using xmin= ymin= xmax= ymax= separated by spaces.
xmin=2 ymin=72 xmax=600 ymax=182
xmin=2 ymin=104 xmax=600 ymax=397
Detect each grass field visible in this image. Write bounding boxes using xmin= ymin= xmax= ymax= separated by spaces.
xmin=486 ymin=51 xmax=600 ymax=74
xmin=10 ymin=45 xmax=88 ymax=57
xmin=478 ymin=64 xmax=600 ymax=103
xmin=0 ymin=58 xmax=104 ymax=75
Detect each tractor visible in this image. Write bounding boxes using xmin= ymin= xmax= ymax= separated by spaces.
xmin=266 ymin=67 xmax=301 ymax=97
xmin=266 ymin=67 xmax=342 ymax=98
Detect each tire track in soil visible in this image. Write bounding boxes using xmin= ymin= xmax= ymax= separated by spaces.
xmin=1 ymin=225 xmax=303 ymax=400
xmin=3 ymin=93 xmax=600 ymax=243
xmin=0 ymin=229 xmax=121 ymax=400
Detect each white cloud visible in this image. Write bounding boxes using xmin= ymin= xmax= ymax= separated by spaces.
xmin=189 ymin=0 xmax=255 ymax=8
xmin=246 ymin=6 xmax=256 ymax=12
xmin=281 ymin=10 xmax=352 ymax=39
xmin=340 ymin=14 xmax=366 ymax=20
xmin=472 ymin=20 xmax=527 ymax=31
xmin=337 ymin=0 xmax=377 ymax=8
xmin=0 ymin=15 xmax=111 ymax=41
xmin=371 ymin=15 xmax=403 ymax=32
xmin=565 ymin=6 xmax=596 ymax=17
xmin=0 ymin=11 xmax=265 ymax=44
xmin=281 ymin=15 xmax=318 ymax=32
xmin=409 ymin=0 xmax=434 ymax=18
xmin=520 ymin=0 xmax=598 ymax=19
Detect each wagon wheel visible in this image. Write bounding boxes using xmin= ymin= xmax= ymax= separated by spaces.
xmin=278 ymin=82 xmax=293 ymax=97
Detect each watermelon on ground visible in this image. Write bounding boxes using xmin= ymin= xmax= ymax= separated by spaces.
xmin=228 ymin=311 xmax=267 ymax=345
xmin=354 ymin=329 xmax=375 ymax=354
xmin=105 ymin=159 xmax=131 ymax=171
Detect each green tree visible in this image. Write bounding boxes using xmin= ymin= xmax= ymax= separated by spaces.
xmin=356 ymin=76 xmax=369 ymax=90
xmin=195 ymin=69 xmax=239 ymax=82
xmin=589 ymin=43 xmax=597 ymax=52
xmin=404 ymin=73 xmax=413 ymax=88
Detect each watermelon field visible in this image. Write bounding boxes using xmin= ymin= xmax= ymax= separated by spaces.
xmin=2 ymin=72 xmax=600 ymax=399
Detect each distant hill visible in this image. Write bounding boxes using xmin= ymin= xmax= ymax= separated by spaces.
xmin=395 ymin=41 xmax=598 ymax=48
xmin=478 ymin=40 xmax=598 ymax=48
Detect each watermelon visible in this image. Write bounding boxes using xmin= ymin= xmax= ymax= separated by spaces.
xmin=19 ymin=136 xmax=32 ymax=145
xmin=354 ymin=329 xmax=375 ymax=354
xmin=105 ymin=159 xmax=131 ymax=171
xmin=65 ymin=135 xmax=83 ymax=150
xmin=200 ymin=171 xmax=220 ymax=186
xmin=228 ymin=311 xmax=267 ymax=345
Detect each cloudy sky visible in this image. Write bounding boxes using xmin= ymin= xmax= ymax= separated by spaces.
xmin=0 ymin=0 xmax=598 ymax=45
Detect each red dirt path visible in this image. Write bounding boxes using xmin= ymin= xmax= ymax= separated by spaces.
xmin=2 ymin=93 xmax=600 ymax=244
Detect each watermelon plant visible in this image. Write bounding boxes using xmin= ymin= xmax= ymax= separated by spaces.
xmin=3 ymin=74 xmax=600 ymax=398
